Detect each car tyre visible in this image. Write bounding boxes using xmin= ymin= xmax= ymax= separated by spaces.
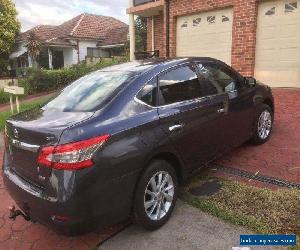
xmin=133 ymin=159 xmax=178 ymax=230
xmin=250 ymin=104 xmax=273 ymax=145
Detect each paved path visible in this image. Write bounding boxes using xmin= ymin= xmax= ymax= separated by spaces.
xmin=101 ymin=201 xmax=284 ymax=250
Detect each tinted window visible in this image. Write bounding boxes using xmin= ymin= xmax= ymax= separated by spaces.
xmin=197 ymin=64 xmax=220 ymax=96
xmin=158 ymin=65 xmax=202 ymax=105
xmin=198 ymin=64 xmax=237 ymax=93
xmin=43 ymin=71 xmax=135 ymax=112
xmin=137 ymin=80 xmax=157 ymax=106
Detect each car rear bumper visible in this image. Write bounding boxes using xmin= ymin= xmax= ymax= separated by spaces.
xmin=2 ymin=155 xmax=140 ymax=235
xmin=3 ymin=168 xmax=95 ymax=235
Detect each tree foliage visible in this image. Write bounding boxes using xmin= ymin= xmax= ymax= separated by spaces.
xmin=0 ymin=0 xmax=20 ymax=54
xmin=25 ymin=31 xmax=41 ymax=67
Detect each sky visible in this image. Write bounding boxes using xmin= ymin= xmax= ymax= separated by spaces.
xmin=13 ymin=0 xmax=129 ymax=32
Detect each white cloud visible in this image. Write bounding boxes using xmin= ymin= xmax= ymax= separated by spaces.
xmin=14 ymin=0 xmax=128 ymax=32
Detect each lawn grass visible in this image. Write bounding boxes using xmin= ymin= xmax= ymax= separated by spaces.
xmin=0 ymin=95 xmax=52 ymax=132
xmin=180 ymin=175 xmax=300 ymax=247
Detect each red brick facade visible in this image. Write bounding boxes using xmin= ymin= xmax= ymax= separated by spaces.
xmin=147 ymin=13 xmax=165 ymax=57
xmin=147 ymin=0 xmax=259 ymax=76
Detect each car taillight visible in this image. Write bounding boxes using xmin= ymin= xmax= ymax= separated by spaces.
xmin=37 ymin=135 xmax=110 ymax=170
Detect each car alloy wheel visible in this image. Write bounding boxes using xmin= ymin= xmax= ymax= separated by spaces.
xmin=258 ymin=110 xmax=272 ymax=140
xmin=144 ymin=171 xmax=174 ymax=221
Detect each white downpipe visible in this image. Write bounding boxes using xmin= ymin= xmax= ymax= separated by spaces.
xmin=28 ymin=54 xmax=33 ymax=67
xmin=152 ymin=16 xmax=155 ymax=51
xmin=129 ymin=0 xmax=135 ymax=61
xmin=129 ymin=14 xmax=136 ymax=61
xmin=48 ymin=48 xmax=53 ymax=70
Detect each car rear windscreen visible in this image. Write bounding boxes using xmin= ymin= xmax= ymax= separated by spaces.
xmin=43 ymin=70 xmax=135 ymax=112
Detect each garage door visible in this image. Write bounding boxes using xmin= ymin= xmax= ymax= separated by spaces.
xmin=255 ymin=1 xmax=300 ymax=87
xmin=176 ymin=8 xmax=233 ymax=65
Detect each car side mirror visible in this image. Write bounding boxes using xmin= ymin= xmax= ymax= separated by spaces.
xmin=245 ymin=77 xmax=256 ymax=87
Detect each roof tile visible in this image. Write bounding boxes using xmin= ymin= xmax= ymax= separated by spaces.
xmin=20 ymin=13 xmax=128 ymax=46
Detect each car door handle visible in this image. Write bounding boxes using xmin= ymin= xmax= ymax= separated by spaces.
xmin=169 ymin=124 xmax=184 ymax=132
xmin=217 ymin=108 xmax=225 ymax=114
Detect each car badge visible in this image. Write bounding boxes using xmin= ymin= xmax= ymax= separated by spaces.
xmin=46 ymin=136 xmax=55 ymax=142
xmin=13 ymin=128 xmax=19 ymax=139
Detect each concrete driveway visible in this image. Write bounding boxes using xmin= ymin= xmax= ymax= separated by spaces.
xmin=101 ymin=201 xmax=284 ymax=250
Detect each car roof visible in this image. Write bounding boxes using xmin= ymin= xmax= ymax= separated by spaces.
xmin=99 ymin=57 xmax=223 ymax=75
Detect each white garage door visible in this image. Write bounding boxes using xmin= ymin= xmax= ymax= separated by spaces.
xmin=176 ymin=8 xmax=233 ymax=65
xmin=255 ymin=1 xmax=300 ymax=87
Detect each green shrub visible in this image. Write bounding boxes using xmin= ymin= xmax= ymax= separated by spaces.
xmin=0 ymin=89 xmax=10 ymax=104
xmin=19 ymin=57 xmax=128 ymax=95
xmin=0 ymin=57 xmax=9 ymax=77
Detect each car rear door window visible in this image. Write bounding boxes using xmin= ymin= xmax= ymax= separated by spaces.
xmin=158 ymin=65 xmax=203 ymax=105
xmin=136 ymin=79 xmax=157 ymax=106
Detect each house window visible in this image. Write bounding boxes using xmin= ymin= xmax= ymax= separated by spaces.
xmin=181 ymin=21 xmax=188 ymax=28
xmin=110 ymin=47 xmax=125 ymax=57
xmin=222 ymin=15 xmax=230 ymax=22
xmin=265 ymin=7 xmax=276 ymax=16
xmin=285 ymin=2 xmax=298 ymax=13
xmin=193 ymin=17 xmax=202 ymax=26
xmin=87 ymin=47 xmax=110 ymax=58
xmin=207 ymin=16 xmax=216 ymax=24
xmin=87 ymin=47 xmax=101 ymax=57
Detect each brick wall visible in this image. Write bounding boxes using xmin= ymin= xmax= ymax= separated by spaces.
xmin=147 ymin=18 xmax=152 ymax=51
xmin=148 ymin=0 xmax=259 ymax=76
xmin=147 ymin=13 xmax=165 ymax=57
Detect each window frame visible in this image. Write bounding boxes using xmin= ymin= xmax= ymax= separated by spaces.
xmin=134 ymin=60 xmax=246 ymax=109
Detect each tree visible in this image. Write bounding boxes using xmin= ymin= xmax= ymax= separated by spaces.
xmin=0 ymin=0 xmax=20 ymax=54
xmin=25 ymin=31 xmax=41 ymax=67
xmin=135 ymin=16 xmax=147 ymax=52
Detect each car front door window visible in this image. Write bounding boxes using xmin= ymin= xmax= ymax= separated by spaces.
xmin=197 ymin=63 xmax=239 ymax=99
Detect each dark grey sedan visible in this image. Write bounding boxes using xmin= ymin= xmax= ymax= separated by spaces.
xmin=3 ymin=58 xmax=274 ymax=235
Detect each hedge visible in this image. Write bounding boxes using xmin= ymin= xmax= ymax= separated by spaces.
xmin=0 ymin=89 xmax=10 ymax=104
xmin=19 ymin=57 xmax=128 ymax=95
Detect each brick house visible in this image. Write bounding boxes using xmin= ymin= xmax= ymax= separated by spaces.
xmin=127 ymin=0 xmax=300 ymax=87
xmin=10 ymin=13 xmax=128 ymax=72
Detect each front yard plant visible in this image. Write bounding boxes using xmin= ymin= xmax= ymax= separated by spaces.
xmin=0 ymin=89 xmax=10 ymax=104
